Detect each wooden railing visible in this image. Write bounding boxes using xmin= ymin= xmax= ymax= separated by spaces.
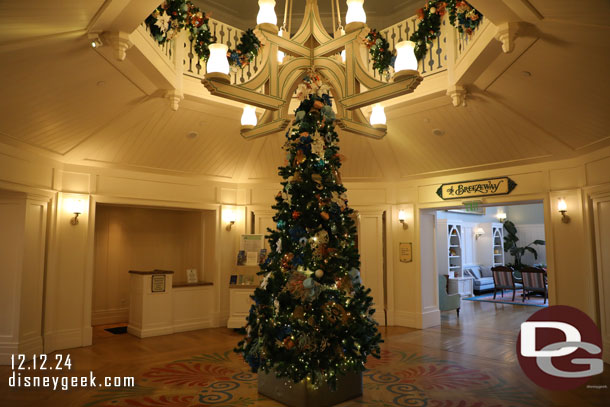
xmin=182 ymin=19 xmax=265 ymax=85
xmin=368 ymin=15 xmax=449 ymax=82
xmin=141 ymin=14 xmax=483 ymax=87
xmin=455 ymin=17 xmax=486 ymax=60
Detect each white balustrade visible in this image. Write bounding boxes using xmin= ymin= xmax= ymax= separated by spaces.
xmin=140 ymin=12 xmax=484 ymax=89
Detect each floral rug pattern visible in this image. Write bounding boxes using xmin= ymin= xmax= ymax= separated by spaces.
xmin=85 ymin=347 xmax=542 ymax=407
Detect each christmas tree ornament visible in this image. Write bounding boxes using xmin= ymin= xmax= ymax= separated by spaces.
xmin=314 ymin=269 xmax=324 ymax=278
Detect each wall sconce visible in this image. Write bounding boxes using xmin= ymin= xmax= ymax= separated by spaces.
xmin=496 ymin=211 xmax=507 ymax=222
xmin=398 ymin=209 xmax=408 ymax=230
xmin=66 ymin=199 xmax=85 ymax=225
xmin=558 ymin=198 xmax=570 ymax=224
xmin=224 ymin=208 xmax=237 ymax=231
xmin=474 ymin=227 xmax=485 ymax=240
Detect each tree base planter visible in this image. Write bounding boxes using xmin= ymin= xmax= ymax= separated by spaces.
xmin=258 ymin=370 xmax=363 ymax=407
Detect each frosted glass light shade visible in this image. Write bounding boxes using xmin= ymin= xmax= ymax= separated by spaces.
xmin=370 ymin=104 xmax=386 ymax=126
xmin=241 ymin=105 xmax=257 ymax=127
xmin=496 ymin=211 xmax=507 ymax=221
xmin=66 ymin=198 xmax=85 ymax=214
xmin=398 ymin=210 xmax=406 ymax=222
xmin=558 ymin=198 xmax=567 ymax=212
xmin=341 ymin=49 xmax=346 ymax=63
xmin=394 ymin=40 xmax=418 ymax=72
xmin=346 ymin=0 xmax=366 ymax=24
xmin=207 ymin=43 xmax=229 ymax=75
xmin=257 ymin=0 xmax=277 ymax=25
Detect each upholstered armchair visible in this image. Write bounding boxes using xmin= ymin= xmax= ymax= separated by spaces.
xmin=520 ymin=267 xmax=548 ymax=303
xmin=438 ymin=274 xmax=461 ymax=316
xmin=491 ymin=266 xmax=523 ymax=301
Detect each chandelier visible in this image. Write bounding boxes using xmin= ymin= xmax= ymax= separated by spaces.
xmin=202 ymin=0 xmax=422 ymax=140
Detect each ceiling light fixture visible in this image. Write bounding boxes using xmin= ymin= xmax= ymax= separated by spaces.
xmin=201 ymin=0 xmax=422 ymax=140
xmin=241 ymin=105 xmax=258 ymax=129
xmin=206 ymin=43 xmax=230 ymax=80
xmin=345 ymin=0 xmax=367 ymax=25
xmin=370 ymin=104 xmax=386 ymax=129
xmin=257 ymin=0 xmax=278 ymax=26
xmin=393 ymin=41 xmax=418 ymax=81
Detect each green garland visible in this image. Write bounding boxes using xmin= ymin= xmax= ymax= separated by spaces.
xmin=145 ymin=0 xmax=261 ymax=67
xmin=410 ymin=1 xmax=483 ymax=61
xmin=363 ymin=29 xmax=394 ymax=77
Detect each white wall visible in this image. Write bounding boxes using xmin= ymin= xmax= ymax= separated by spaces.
xmin=504 ymin=223 xmax=546 ymax=265
xmin=1 ymin=142 xmax=610 ymax=360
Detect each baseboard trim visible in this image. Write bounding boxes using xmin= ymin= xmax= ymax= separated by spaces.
xmin=92 ymin=308 xmax=129 ymax=326
xmin=391 ymin=309 xmax=441 ymax=329
xmin=173 ymin=317 xmax=214 ymax=333
xmin=0 ymin=341 xmax=18 ymax=365
xmin=44 ymin=328 xmax=84 ymax=354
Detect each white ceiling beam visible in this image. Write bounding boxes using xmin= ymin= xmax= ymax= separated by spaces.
xmin=88 ymin=0 xmax=162 ymax=34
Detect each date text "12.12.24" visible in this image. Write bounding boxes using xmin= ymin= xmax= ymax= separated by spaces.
xmin=11 ymin=354 xmax=72 ymax=370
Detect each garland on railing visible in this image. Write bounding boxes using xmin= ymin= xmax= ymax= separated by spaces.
xmin=363 ymin=29 xmax=394 ymax=77
xmin=410 ymin=1 xmax=483 ymax=61
xmin=363 ymin=1 xmax=482 ymax=75
xmin=145 ymin=0 xmax=261 ymax=67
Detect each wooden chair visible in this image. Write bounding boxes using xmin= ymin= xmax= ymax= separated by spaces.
xmin=520 ymin=267 xmax=548 ymax=304
xmin=491 ymin=266 xmax=523 ymax=301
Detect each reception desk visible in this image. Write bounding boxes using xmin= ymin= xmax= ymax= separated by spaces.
xmin=128 ymin=270 xmax=215 ymax=338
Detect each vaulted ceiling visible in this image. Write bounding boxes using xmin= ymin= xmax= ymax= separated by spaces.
xmin=0 ymin=0 xmax=609 ymax=183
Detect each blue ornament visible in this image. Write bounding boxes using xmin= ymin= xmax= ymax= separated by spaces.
xmin=315 ymin=160 xmax=325 ymax=170
xmin=293 ymin=255 xmax=304 ymax=266
xmin=349 ymin=268 xmax=361 ymax=285
xmin=277 ymin=220 xmax=286 ymax=229
xmin=289 ymin=226 xmax=306 ymax=240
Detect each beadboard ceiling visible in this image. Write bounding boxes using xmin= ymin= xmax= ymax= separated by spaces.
xmin=0 ymin=0 xmax=609 ymax=183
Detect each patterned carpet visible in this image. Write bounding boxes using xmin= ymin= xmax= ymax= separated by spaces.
xmin=464 ymin=289 xmax=548 ymax=307
xmin=84 ymin=347 xmax=542 ymax=407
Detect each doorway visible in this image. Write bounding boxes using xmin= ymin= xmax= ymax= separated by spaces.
xmin=420 ymin=200 xmax=550 ymax=324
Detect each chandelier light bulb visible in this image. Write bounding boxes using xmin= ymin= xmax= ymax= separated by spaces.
xmin=257 ymin=0 xmax=277 ymax=25
xmin=207 ymin=43 xmax=230 ymax=75
xmin=241 ymin=105 xmax=258 ymax=128
xmin=394 ymin=40 xmax=418 ymax=72
xmin=370 ymin=104 xmax=386 ymax=126
xmin=345 ymin=0 xmax=366 ymax=24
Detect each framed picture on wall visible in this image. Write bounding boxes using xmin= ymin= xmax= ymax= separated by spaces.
xmin=186 ymin=269 xmax=198 ymax=284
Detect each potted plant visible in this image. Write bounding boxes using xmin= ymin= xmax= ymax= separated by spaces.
xmin=503 ymin=220 xmax=545 ymax=271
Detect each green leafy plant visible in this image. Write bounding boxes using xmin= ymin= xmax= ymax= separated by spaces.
xmin=503 ymin=220 xmax=545 ymax=270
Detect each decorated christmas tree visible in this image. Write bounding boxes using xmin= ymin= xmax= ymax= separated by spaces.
xmin=235 ymin=72 xmax=382 ymax=390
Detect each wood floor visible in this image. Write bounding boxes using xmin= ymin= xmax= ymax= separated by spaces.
xmin=1 ymin=301 xmax=608 ymax=406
